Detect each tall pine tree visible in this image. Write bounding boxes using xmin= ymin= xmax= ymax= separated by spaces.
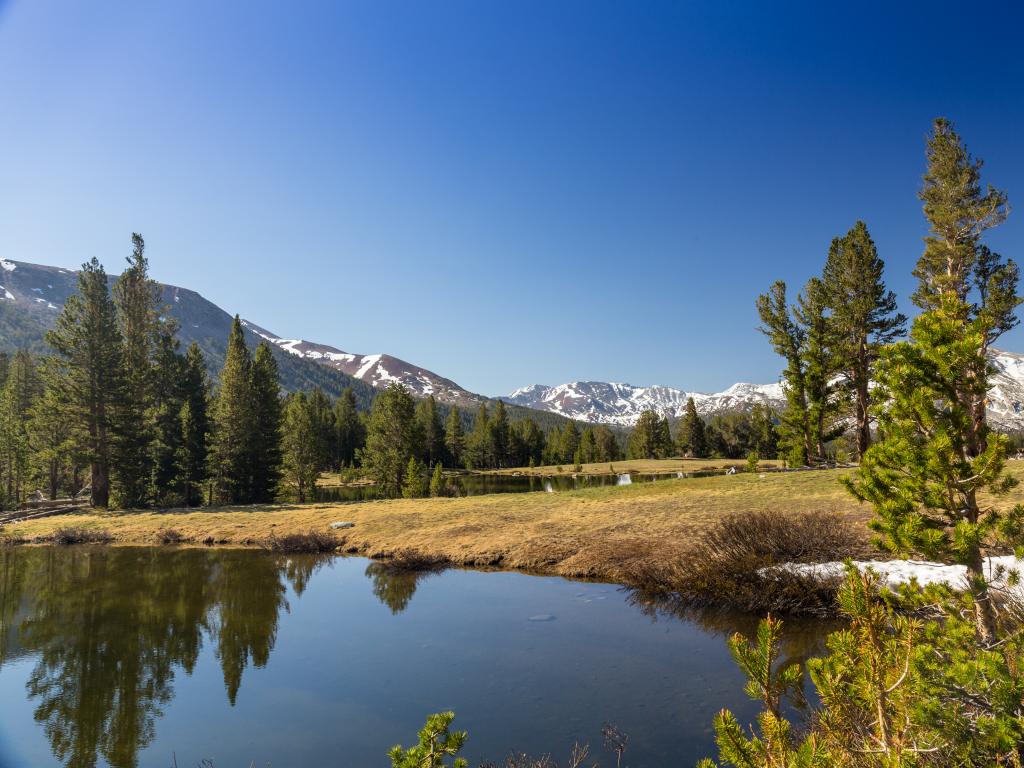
xmin=822 ymin=220 xmax=906 ymax=459
xmin=846 ymin=119 xmax=1021 ymax=644
xmin=249 ymin=342 xmax=283 ymax=503
xmin=362 ymin=383 xmax=418 ymax=497
xmin=676 ymin=397 xmax=707 ymax=458
xmin=112 ymin=233 xmax=163 ymax=508
xmin=210 ymin=317 xmax=254 ymax=504
xmin=178 ymin=343 xmax=210 ymax=506
xmin=757 ymin=281 xmax=811 ymax=466
xmin=45 ymin=258 xmax=124 ymax=508
xmin=444 ymin=406 xmax=465 ymax=469
xmin=332 ymin=387 xmax=364 ymax=468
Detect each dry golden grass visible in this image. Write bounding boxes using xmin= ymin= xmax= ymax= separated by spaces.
xmin=482 ymin=457 xmax=782 ymax=476
xmin=11 ymin=461 xmax=1024 ymax=587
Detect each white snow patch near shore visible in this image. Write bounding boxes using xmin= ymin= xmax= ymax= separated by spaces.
xmin=773 ymin=556 xmax=1024 ymax=594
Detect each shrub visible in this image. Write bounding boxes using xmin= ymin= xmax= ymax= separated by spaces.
xmin=157 ymin=528 xmax=188 ymax=545
xmin=377 ymin=548 xmax=449 ymax=572
xmin=48 ymin=527 xmax=113 ymax=545
xmin=389 ymin=712 xmax=467 ymax=768
xmin=625 ymin=510 xmax=870 ymax=615
xmin=263 ymin=529 xmax=338 ymax=553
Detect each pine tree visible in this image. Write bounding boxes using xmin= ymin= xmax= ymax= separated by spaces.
xmin=429 ymin=462 xmax=445 ymax=497
xmin=210 ymin=317 xmax=254 ymax=504
xmin=150 ymin=327 xmax=186 ymax=505
xmin=178 ymin=343 xmax=210 ymax=506
xmin=657 ymin=415 xmax=672 ymax=458
xmin=560 ymin=420 xmax=581 ymax=464
xmin=45 ymin=258 xmax=124 ymax=508
xmin=795 ymin=277 xmax=845 ymax=463
xmin=488 ymin=400 xmax=510 ymax=468
xmin=307 ymin=388 xmax=334 ymax=469
xmin=748 ymin=404 xmax=779 ymax=460
xmin=249 ymin=342 xmax=283 ymax=503
xmin=0 ymin=350 xmax=40 ymax=505
xmin=332 ymin=388 xmax=364 ymax=468
xmin=592 ymin=424 xmax=620 ymax=462
xmin=627 ymin=410 xmax=662 ymax=459
xmin=846 ymin=119 xmax=1021 ymax=644
xmin=416 ymin=395 xmax=445 ymax=467
xmin=401 ymin=455 xmax=427 ymax=499
xmin=510 ymin=418 xmax=545 ymax=466
xmin=363 ymin=383 xmax=418 ymax=497
xmin=27 ymin=382 xmax=73 ymax=500
xmin=112 ymin=233 xmax=163 ymax=508
xmin=757 ymin=281 xmax=811 ymax=466
xmin=464 ymin=403 xmax=490 ymax=469
xmin=822 ymin=221 xmax=906 ymax=459
xmin=282 ymin=392 xmax=322 ymax=503
xmin=444 ymin=406 xmax=465 ymax=469
xmin=578 ymin=428 xmax=597 ymax=464
xmin=676 ymin=397 xmax=707 ymax=458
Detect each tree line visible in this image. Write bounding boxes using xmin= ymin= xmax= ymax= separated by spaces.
xmin=625 ymin=400 xmax=779 ymax=461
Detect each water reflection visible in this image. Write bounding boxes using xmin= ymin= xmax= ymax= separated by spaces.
xmin=625 ymin=588 xmax=839 ymax=701
xmin=0 ymin=547 xmax=331 ymax=768
xmin=0 ymin=548 xmax=833 ymax=768
xmin=364 ymin=562 xmax=438 ymax=614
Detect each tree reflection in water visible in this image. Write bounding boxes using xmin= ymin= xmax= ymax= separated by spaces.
xmin=364 ymin=561 xmax=439 ymax=615
xmin=0 ymin=546 xmax=331 ymax=768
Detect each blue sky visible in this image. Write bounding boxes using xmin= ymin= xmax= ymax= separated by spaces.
xmin=1 ymin=1 xmax=1022 ymax=396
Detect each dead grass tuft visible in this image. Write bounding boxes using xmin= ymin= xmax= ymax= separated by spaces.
xmin=263 ymin=529 xmax=339 ymax=554
xmin=47 ymin=527 xmax=114 ymax=545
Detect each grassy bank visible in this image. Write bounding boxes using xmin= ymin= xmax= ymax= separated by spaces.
xmin=8 ymin=462 xmax=1024 ymax=593
xmin=4 ymin=468 xmax=863 ymax=576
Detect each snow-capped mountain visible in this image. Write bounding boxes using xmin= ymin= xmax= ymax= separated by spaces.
xmin=987 ymin=349 xmax=1024 ymax=428
xmin=240 ymin=321 xmax=483 ymax=406
xmin=503 ymin=380 xmax=786 ymax=426
xmin=506 ymin=354 xmax=1024 ymax=430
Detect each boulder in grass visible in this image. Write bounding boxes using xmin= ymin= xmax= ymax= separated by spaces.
xmin=330 ymin=521 xmax=355 ymax=529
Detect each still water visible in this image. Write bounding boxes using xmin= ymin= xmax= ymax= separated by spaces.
xmin=314 ymin=471 xmax=724 ymax=502
xmin=0 ymin=547 xmax=828 ymax=768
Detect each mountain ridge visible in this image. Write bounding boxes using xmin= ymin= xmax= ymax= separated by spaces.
xmin=504 ymin=351 xmax=1024 ymax=431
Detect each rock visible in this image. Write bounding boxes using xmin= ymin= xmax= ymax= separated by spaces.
xmin=329 ymin=521 xmax=355 ymax=529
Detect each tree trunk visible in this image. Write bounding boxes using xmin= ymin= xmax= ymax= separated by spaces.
xmin=966 ymin=549 xmax=998 ymax=645
xmin=91 ymin=461 xmax=109 ymax=508
xmin=855 ymin=377 xmax=871 ymax=460
xmin=48 ymin=461 xmax=58 ymax=500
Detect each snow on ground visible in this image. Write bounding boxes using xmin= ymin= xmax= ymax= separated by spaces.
xmin=0 ymin=259 xmax=15 ymax=272
xmin=0 ymin=287 xmax=14 ymax=301
xmin=773 ymin=556 xmax=1024 ymax=595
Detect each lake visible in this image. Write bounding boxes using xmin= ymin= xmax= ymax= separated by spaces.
xmin=0 ymin=547 xmax=829 ymax=768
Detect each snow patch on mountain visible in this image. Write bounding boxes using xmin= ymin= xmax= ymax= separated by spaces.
xmin=0 ymin=260 xmax=15 ymax=272
xmin=239 ymin=320 xmax=482 ymax=406
xmin=502 ymin=380 xmax=783 ymax=425
xmin=505 ymin=353 xmax=1024 ymax=429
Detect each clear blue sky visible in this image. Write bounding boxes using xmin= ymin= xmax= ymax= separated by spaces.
xmin=1 ymin=1 xmax=1022 ymax=396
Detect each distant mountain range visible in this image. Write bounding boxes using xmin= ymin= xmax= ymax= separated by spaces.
xmin=503 ymin=381 xmax=786 ymax=426
xmin=503 ymin=350 xmax=1024 ymax=431
xmin=4 ymin=257 xmax=1024 ymax=431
